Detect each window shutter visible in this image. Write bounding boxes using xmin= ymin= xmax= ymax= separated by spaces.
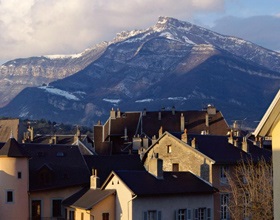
xmin=157 ymin=211 xmax=162 ymax=220
xmin=187 ymin=209 xmax=192 ymax=220
xmin=143 ymin=211 xmax=147 ymax=220
xmin=194 ymin=209 xmax=198 ymax=220
xmin=175 ymin=210 xmax=178 ymax=220
xmin=207 ymin=208 xmax=211 ymax=220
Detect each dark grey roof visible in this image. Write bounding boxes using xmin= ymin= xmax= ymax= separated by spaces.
xmin=23 ymin=143 xmax=90 ymax=191
xmin=108 ymin=170 xmax=217 ymax=196
xmin=84 ymin=155 xmax=145 ymax=185
xmin=171 ymin=133 xmax=271 ymax=164
xmin=0 ymin=138 xmax=28 ymax=157
xmin=64 ymin=188 xmax=115 ymax=210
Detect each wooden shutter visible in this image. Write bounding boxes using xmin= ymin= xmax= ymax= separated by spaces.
xmin=157 ymin=211 xmax=162 ymax=220
xmin=143 ymin=211 xmax=147 ymax=220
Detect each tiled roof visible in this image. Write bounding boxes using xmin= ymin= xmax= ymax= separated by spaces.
xmin=108 ymin=170 xmax=217 ymax=196
xmin=94 ymin=109 xmax=229 ymax=154
xmin=64 ymin=188 xmax=115 ymax=210
xmin=84 ymin=155 xmax=145 ymax=185
xmin=0 ymin=138 xmax=28 ymax=157
xmin=141 ymin=110 xmax=228 ymax=137
xmin=23 ymin=144 xmax=90 ymax=191
xmin=32 ymin=134 xmax=86 ymax=145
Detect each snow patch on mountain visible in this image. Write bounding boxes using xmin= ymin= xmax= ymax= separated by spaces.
xmin=103 ymin=98 xmax=121 ymax=104
xmin=135 ymin=99 xmax=154 ymax=103
xmin=39 ymin=86 xmax=80 ymax=101
xmin=168 ymin=97 xmax=187 ymax=101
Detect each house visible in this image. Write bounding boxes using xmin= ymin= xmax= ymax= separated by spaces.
xmin=64 ymin=156 xmax=217 ymax=220
xmin=140 ymin=130 xmax=271 ymax=220
xmin=93 ymin=105 xmax=229 ymax=155
xmin=0 ymin=138 xmax=29 ymax=220
xmin=253 ymin=89 xmax=280 ymax=220
xmin=0 ymin=137 xmax=91 ymax=219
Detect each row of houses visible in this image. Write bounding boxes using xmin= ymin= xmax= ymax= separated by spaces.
xmin=0 ymin=103 xmax=275 ymax=219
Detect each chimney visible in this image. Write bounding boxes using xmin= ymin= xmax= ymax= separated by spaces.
xmin=158 ymin=126 xmax=163 ymax=137
xmin=110 ymin=108 xmax=116 ymax=119
xmin=117 ymin=108 xmax=121 ymax=118
xmin=158 ymin=111 xmax=161 ymax=120
xmin=181 ymin=129 xmax=188 ymax=143
xmin=143 ymin=108 xmax=147 ymax=116
xmin=191 ymin=138 xmax=197 ymax=149
xmin=149 ymin=153 xmax=163 ymax=179
xmin=74 ymin=126 xmax=81 ymax=142
xmin=233 ymin=139 xmax=239 ymax=148
xmin=228 ymin=130 xmax=234 ymax=144
xmin=143 ymin=136 xmax=149 ymax=149
xmin=207 ymin=104 xmax=216 ymax=115
xmin=205 ymin=112 xmax=209 ymax=127
xmin=49 ymin=135 xmax=57 ymax=144
xmin=124 ymin=127 xmax=128 ymax=141
xmin=242 ymin=137 xmax=249 ymax=153
xmin=90 ymin=169 xmax=100 ymax=189
xmin=180 ymin=113 xmax=185 ymax=132
xmin=28 ymin=125 xmax=34 ymax=141
xmin=172 ymin=106 xmax=175 ymax=115
xmin=152 ymin=135 xmax=157 ymax=145
xmin=133 ymin=135 xmax=141 ymax=151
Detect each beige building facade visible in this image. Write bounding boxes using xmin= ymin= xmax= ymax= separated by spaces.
xmin=253 ymin=89 xmax=280 ymax=220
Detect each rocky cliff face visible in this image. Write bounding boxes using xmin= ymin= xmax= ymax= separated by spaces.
xmin=0 ymin=42 xmax=108 ymax=107
xmin=1 ymin=17 xmax=280 ymax=127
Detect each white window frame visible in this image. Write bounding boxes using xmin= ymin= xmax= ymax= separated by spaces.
xmin=176 ymin=209 xmax=192 ymax=220
xmin=220 ymin=193 xmax=230 ymax=220
xmin=143 ymin=210 xmax=161 ymax=220
xmin=194 ymin=208 xmax=211 ymax=220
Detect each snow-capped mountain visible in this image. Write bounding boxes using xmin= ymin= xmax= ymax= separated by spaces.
xmin=0 ymin=42 xmax=108 ymax=107
xmin=1 ymin=16 xmax=280 ymax=127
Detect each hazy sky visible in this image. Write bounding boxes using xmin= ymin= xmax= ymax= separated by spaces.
xmin=0 ymin=0 xmax=280 ymax=64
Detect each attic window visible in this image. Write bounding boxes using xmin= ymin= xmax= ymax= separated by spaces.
xmin=167 ymin=145 xmax=172 ymax=153
xmin=56 ymin=152 xmax=64 ymax=157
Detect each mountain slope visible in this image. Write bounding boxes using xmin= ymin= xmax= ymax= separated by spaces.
xmin=0 ymin=42 xmax=108 ymax=107
xmin=1 ymin=16 xmax=280 ymax=127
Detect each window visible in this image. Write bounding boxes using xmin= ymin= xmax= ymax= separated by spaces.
xmin=167 ymin=145 xmax=172 ymax=153
xmin=220 ymin=166 xmax=229 ymax=184
xmin=143 ymin=210 xmax=161 ymax=220
xmin=220 ymin=193 xmax=230 ymax=220
xmin=32 ymin=200 xmax=41 ymax=219
xmin=69 ymin=210 xmax=75 ymax=220
xmin=194 ymin=208 xmax=211 ymax=220
xmin=52 ymin=199 xmax=62 ymax=217
xmin=81 ymin=212 xmax=84 ymax=220
xmin=173 ymin=163 xmax=179 ymax=171
xmin=17 ymin=171 xmax=22 ymax=179
xmin=102 ymin=213 xmax=109 ymax=220
xmin=243 ymin=193 xmax=251 ymax=219
xmin=176 ymin=209 xmax=187 ymax=220
xmin=6 ymin=190 xmax=13 ymax=203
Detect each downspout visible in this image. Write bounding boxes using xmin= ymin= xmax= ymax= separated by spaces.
xmin=127 ymin=194 xmax=137 ymax=220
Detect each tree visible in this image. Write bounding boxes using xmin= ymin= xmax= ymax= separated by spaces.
xmin=226 ymin=157 xmax=273 ymax=220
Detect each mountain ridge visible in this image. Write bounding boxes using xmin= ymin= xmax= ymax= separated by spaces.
xmin=0 ymin=16 xmax=279 ymax=128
